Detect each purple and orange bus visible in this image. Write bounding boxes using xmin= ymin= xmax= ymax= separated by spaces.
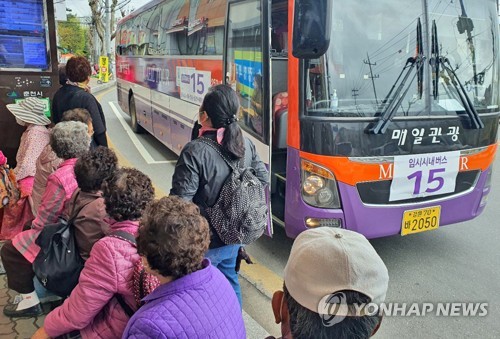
xmin=116 ymin=0 xmax=499 ymax=239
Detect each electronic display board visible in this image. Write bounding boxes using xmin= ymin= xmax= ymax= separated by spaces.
xmin=0 ymin=0 xmax=50 ymax=70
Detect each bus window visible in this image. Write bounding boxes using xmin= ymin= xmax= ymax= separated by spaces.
xmin=226 ymin=0 xmax=265 ymax=140
xmin=146 ymin=6 xmax=162 ymax=55
xmin=159 ymin=0 xmax=187 ymax=55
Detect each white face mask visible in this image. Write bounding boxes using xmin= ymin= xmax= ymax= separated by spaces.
xmin=15 ymin=118 xmax=26 ymax=126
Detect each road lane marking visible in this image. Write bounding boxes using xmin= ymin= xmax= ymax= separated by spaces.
xmin=107 ymin=139 xmax=168 ymax=198
xmin=108 ymin=101 xmax=177 ymax=165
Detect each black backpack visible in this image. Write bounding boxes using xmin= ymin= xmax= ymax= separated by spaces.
xmin=199 ymin=137 xmax=268 ymax=245
xmin=33 ymin=198 xmax=89 ymax=297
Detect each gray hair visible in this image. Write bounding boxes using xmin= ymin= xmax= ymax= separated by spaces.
xmin=51 ymin=121 xmax=90 ymax=160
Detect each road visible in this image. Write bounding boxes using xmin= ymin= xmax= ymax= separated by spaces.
xmin=98 ymin=88 xmax=500 ymax=339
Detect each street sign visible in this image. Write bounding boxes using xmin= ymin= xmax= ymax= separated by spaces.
xmin=99 ymin=56 xmax=109 ymax=83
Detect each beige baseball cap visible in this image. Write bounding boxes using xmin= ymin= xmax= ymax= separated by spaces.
xmin=283 ymin=227 xmax=389 ymax=315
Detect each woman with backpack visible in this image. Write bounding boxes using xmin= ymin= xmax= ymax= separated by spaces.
xmin=170 ymin=85 xmax=269 ymax=306
xmin=32 ymin=168 xmax=155 ymax=339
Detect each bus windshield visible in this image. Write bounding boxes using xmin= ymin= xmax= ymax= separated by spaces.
xmin=305 ymin=0 xmax=499 ymax=119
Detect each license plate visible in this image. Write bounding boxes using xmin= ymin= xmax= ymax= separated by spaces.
xmin=401 ymin=206 xmax=441 ymax=236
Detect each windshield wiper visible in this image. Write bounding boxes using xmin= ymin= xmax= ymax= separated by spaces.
xmin=431 ymin=20 xmax=439 ymax=99
xmin=439 ymin=57 xmax=484 ymax=129
xmin=367 ymin=18 xmax=424 ymax=134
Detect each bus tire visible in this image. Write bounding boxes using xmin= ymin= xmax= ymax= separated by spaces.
xmin=129 ymin=94 xmax=144 ymax=134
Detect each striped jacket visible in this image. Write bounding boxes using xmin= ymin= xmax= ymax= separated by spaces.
xmin=12 ymin=158 xmax=78 ymax=263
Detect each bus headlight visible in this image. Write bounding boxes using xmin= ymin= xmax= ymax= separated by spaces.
xmin=303 ymin=175 xmax=324 ymax=195
xmin=316 ymin=188 xmax=334 ymax=205
xmin=301 ymin=159 xmax=341 ymax=209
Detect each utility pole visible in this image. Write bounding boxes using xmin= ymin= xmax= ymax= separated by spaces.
xmin=104 ymin=0 xmax=111 ymax=57
xmin=363 ymin=53 xmax=379 ymax=105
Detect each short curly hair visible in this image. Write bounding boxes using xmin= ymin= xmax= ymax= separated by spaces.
xmin=61 ymin=108 xmax=91 ymax=124
xmin=137 ymin=196 xmax=210 ymax=279
xmin=102 ymin=168 xmax=154 ymax=221
xmin=66 ymin=56 xmax=91 ymax=82
xmin=50 ymin=121 xmax=90 ymax=160
xmin=74 ymin=147 xmax=118 ymax=193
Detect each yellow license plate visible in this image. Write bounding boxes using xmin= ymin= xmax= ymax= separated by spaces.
xmin=401 ymin=206 xmax=441 ymax=236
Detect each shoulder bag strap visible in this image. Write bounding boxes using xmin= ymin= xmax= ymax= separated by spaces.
xmin=109 ymin=230 xmax=137 ymax=317
xmin=198 ymin=137 xmax=240 ymax=171
xmin=66 ymin=191 xmax=94 ymax=225
xmin=115 ymin=294 xmax=134 ymax=317
xmin=108 ymin=230 xmax=137 ymax=247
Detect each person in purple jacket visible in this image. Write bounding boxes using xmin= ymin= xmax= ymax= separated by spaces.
xmin=122 ymin=196 xmax=246 ymax=339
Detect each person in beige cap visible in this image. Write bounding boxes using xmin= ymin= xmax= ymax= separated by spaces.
xmin=269 ymin=227 xmax=389 ymax=339
xmin=0 ymin=97 xmax=51 ymax=241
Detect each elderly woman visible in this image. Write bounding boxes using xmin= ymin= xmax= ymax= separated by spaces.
xmin=31 ymin=108 xmax=94 ymax=215
xmin=0 ymin=97 xmax=51 ymax=239
xmin=1 ymin=121 xmax=90 ymax=318
xmin=33 ymin=168 xmax=155 ymax=339
xmin=51 ymin=56 xmax=107 ymax=147
xmin=122 ymin=196 xmax=246 ymax=338
xmin=70 ymin=146 xmax=117 ymax=260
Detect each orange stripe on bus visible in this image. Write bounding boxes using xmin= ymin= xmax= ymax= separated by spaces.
xmin=299 ymin=144 xmax=498 ymax=186
xmin=287 ymin=0 xmax=300 ymax=149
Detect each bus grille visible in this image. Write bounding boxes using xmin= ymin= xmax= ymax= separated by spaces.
xmin=356 ymin=170 xmax=480 ymax=205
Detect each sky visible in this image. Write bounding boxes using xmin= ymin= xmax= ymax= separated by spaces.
xmin=65 ymin=0 xmax=149 ymax=17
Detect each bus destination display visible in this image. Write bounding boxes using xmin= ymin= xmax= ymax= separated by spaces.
xmin=0 ymin=0 xmax=49 ymax=70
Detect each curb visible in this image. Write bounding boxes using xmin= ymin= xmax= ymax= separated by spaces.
xmin=90 ymin=80 xmax=116 ymax=95
xmin=239 ymin=259 xmax=282 ymax=300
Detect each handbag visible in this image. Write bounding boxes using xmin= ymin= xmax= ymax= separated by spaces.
xmin=33 ymin=193 xmax=90 ymax=297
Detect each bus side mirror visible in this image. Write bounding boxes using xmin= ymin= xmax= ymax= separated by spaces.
xmin=292 ymin=0 xmax=332 ymax=59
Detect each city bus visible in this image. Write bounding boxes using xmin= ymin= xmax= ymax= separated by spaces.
xmin=116 ymin=0 xmax=499 ymax=239
xmin=0 ymin=0 xmax=60 ymax=166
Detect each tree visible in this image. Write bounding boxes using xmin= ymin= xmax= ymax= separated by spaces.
xmin=88 ymin=0 xmax=105 ymax=55
xmin=57 ymin=14 xmax=86 ymax=55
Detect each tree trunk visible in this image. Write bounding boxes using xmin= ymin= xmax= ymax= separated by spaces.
xmin=88 ymin=0 xmax=105 ymax=56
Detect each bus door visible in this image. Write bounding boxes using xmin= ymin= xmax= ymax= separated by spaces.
xmin=224 ymin=0 xmax=273 ymax=235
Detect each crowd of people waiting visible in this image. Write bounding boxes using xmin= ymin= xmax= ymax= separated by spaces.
xmin=0 ymin=56 xmax=390 ymax=339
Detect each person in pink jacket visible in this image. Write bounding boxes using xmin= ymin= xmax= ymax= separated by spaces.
xmin=31 ymin=108 xmax=94 ymax=216
xmin=1 ymin=97 xmax=51 ymax=239
xmin=32 ymin=168 xmax=155 ymax=339
xmin=1 ymin=121 xmax=91 ymax=318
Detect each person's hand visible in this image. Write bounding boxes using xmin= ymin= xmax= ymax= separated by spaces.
xmin=235 ymin=247 xmax=253 ymax=272
xmin=32 ymin=327 xmax=51 ymax=339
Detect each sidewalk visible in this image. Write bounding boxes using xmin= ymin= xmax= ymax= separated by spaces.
xmin=88 ymin=78 xmax=116 ymax=95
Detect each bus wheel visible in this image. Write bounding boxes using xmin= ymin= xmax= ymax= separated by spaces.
xmin=129 ymin=94 xmax=144 ymax=134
